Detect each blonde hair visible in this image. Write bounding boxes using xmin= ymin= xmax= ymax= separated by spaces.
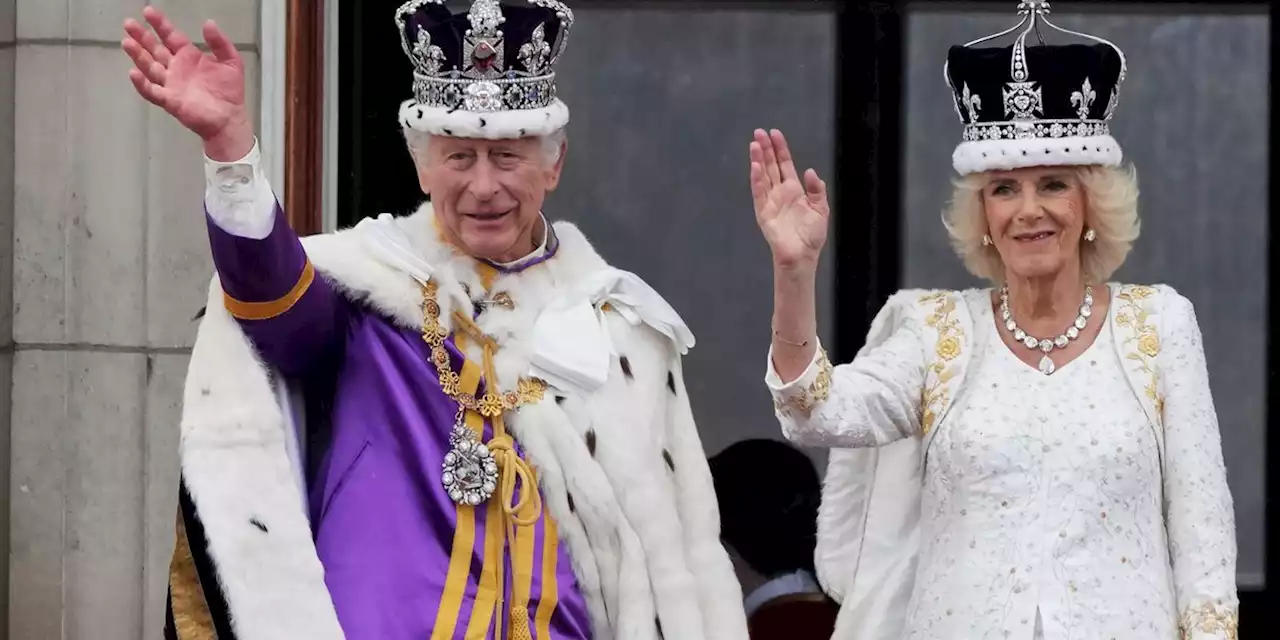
xmin=942 ymin=164 xmax=1140 ymax=284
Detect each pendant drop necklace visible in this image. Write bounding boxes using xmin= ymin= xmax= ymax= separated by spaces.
xmin=999 ymin=283 xmax=1094 ymax=375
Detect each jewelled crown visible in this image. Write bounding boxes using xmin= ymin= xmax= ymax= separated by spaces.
xmin=945 ymin=0 xmax=1127 ymax=175
xmin=395 ymin=0 xmax=574 ymax=139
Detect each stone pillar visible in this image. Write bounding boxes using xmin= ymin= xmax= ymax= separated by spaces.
xmin=7 ymin=1 xmax=261 ymax=637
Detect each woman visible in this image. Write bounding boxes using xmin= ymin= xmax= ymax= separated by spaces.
xmin=750 ymin=4 xmax=1238 ymax=639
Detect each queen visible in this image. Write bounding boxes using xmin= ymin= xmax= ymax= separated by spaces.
xmin=749 ymin=1 xmax=1238 ymax=638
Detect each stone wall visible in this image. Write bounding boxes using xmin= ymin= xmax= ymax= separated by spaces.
xmin=5 ymin=1 xmax=261 ymax=636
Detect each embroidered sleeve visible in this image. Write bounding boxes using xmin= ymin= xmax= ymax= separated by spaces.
xmin=764 ymin=309 xmax=927 ymax=449
xmin=1157 ymin=287 xmax=1239 ymax=639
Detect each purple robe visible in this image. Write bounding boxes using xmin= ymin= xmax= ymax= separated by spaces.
xmin=207 ymin=203 xmax=593 ymax=640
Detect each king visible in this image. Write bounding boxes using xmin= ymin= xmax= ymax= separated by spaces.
xmin=120 ymin=2 xmax=748 ymax=639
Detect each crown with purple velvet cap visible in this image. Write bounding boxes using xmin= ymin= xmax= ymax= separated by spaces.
xmin=394 ymin=0 xmax=574 ymax=140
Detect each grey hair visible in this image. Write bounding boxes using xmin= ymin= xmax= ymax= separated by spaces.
xmin=403 ymin=126 xmax=567 ymax=166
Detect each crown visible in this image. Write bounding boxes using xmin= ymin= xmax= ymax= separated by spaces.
xmin=395 ymin=0 xmax=575 ymax=139
xmin=944 ymin=1 xmax=1128 ymax=174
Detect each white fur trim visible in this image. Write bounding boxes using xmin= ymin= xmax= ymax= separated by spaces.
xmin=951 ymin=134 xmax=1122 ymax=175
xmin=181 ymin=278 xmax=345 ymax=639
xmin=179 ymin=202 xmax=746 ymax=639
xmin=399 ymin=98 xmax=570 ymax=139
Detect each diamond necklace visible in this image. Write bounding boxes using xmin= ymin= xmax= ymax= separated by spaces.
xmin=998 ymin=283 xmax=1094 ymax=376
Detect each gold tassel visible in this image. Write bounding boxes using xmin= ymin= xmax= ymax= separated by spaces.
xmin=509 ymin=605 xmax=533 ymax=640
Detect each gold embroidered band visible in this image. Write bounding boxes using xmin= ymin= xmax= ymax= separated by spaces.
xmin=223 ymin=260 xmax=316 ymax=321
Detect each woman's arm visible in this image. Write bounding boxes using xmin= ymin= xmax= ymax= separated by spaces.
xmin=1157 ymin=287 xmax=1239 ymax=639
xmin=766 ymin=292 xmax=927 ymax=449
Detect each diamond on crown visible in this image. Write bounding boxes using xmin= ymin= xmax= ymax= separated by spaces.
xmin=468 ymin=0 xmax=505 ymax=37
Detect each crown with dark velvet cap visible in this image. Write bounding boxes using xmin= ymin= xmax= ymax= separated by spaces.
xmin=945 ymin=0 xmax=1127 ymax=175
xmin=395 ymin=0 xmax=574 ymax=139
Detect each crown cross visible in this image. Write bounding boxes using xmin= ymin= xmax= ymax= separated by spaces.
xmin=1003 ymin=82 xmax=1043 ymax=120
xmin=463 ymin=0 xmax=506 ymax=79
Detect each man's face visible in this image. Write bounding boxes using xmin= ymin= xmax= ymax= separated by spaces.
xmin=415 ymin=134 xmax=566 ymax=263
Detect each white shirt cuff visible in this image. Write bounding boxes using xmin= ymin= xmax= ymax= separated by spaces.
xmin=204 ymin=137 xmax=279 ymax=240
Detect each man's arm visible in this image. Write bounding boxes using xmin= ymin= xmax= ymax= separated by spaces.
xmin=204 ymin=139 xmax=347 ymax=375
xmin=121 ymin=7 xmax=348 ymax=375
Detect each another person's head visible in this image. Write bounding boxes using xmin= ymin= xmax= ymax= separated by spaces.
xmin=394 ymin=0 xmax=574 ymax=262
xmin=710 ymin=439 xmax=821 ymax=580
xmin=405 ymin=129 xmax=567 ymax=263
xmin=942 ymin=14 xmax=1136 ymax=286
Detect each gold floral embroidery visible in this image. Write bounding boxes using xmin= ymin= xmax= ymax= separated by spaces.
xmin=919 ymin=292 xmax=963 ymax=435
xmin=1114 ymin=285 xmax=1164 ymax=426
xmin=1178 ymin=601 xmax=1239 ymax=640
xmin=775 ymin=349 xmax=833 ymax=417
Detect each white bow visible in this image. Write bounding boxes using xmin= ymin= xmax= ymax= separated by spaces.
xmin=529 ymin=267 xmax=695 ymax=396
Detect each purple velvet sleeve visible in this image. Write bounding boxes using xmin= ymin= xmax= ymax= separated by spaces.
xmin=206 ymin=201 xmax=347 ymax=375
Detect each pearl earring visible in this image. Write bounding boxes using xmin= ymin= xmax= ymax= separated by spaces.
xmin=982 ymin=234 xmax=993 ymax=247
xmin=1083 ymin=228 xmax=1096 ymax=242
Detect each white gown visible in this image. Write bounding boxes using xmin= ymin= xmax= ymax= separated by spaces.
xmin=765 ymin=284 xmax=1239 ymax=640
xmin=908 ymin=315 xmax=1174 ymax=638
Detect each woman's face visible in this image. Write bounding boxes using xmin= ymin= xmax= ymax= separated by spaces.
xmin=981 ymin=166 xmax=1087 ymax=282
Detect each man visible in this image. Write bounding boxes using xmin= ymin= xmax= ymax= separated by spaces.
xmin=709 ymin=439 xmax=837 ymax=639
xmin=122 ymin=2 xmax=747 ymax=639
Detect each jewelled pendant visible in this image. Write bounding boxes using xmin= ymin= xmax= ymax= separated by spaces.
xmin=442 ymin=424 xmax=498 ymax=506
xmin=1038 ymin=354 xmax=1056 ymax=376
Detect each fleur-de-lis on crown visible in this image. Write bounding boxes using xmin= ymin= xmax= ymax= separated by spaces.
xmin=961 ymin=82 xmax=982 ymax=122
xmin=518 ymin=23 xmax=552 ymax=75
xmin=1070 ymin=77 xmax=1096 ymax=120
xmin=412 ymin=29 xmax=446 ymax=75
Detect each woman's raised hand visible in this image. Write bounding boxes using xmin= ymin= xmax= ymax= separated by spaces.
xmin=749 ymin=129 xmax=831 ymax=273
